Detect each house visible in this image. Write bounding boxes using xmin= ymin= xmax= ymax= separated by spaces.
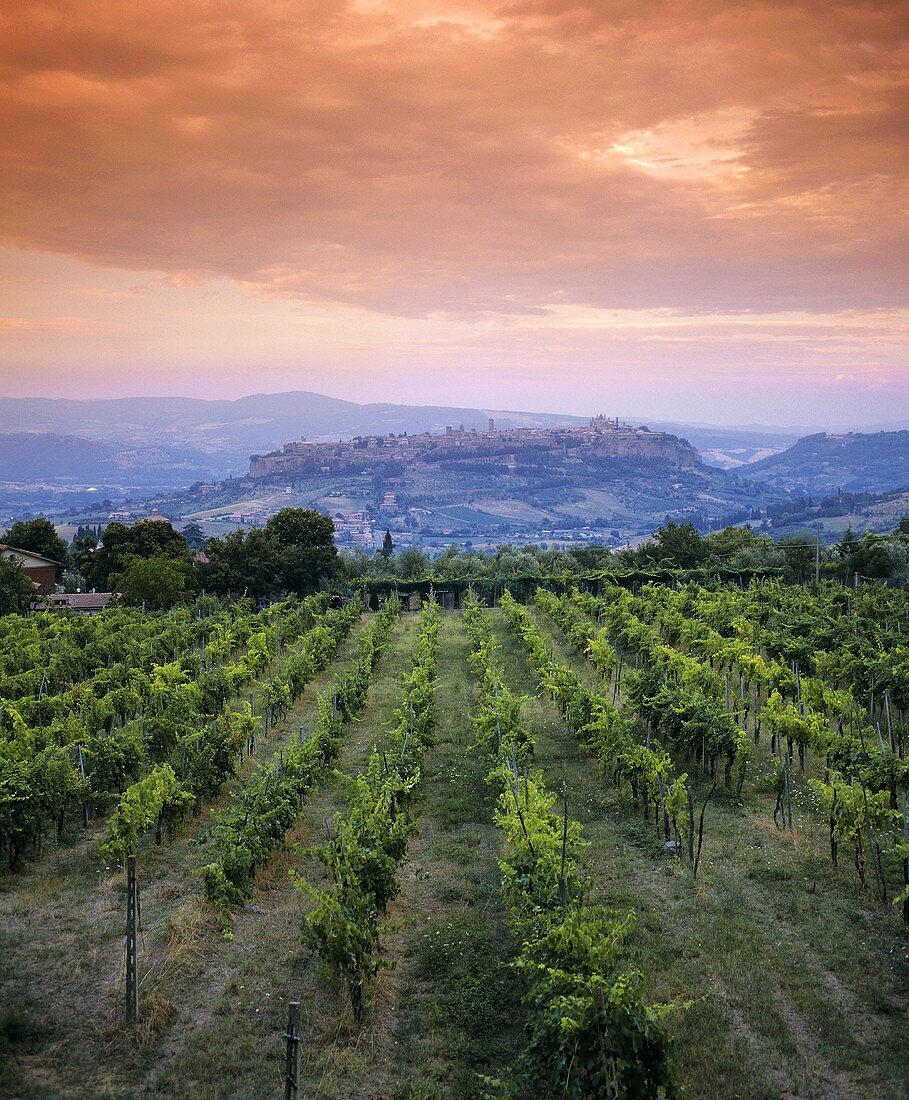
xmin=0 ymin=544 xmax=60 ymax=589
xmin=35 ymin=592 xmax=114 ymax=614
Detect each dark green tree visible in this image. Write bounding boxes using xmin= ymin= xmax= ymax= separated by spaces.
xmin=0 ymin=557 xmax=33 ymax=613
xmin=778 ymin=536 xmax=815 ymax=583
xmin=110 ymin=554 xmax=190 ymax=609
xmin=396 ymin=546 xmax=430 ymax=580
xmin=265 ymin=509 xmax=338 ymax=595
xmin=83 ymin=519 xmax=189 ymax=590
xmin=3 ymin=518 xmax=68 ymax=571
xmin=381 ymin=529 xmax=394 ymax=559
xmin=835 ymin=526 xmax=861 ymax=561
xmin=652 ymin=521 xmax=706 ymax=568
xmin=181 ymin=522 xmax=205 ymax=551
xmin=849 ymin=535 xmax=893 ymax=580
xmin=567 ymin=544 xmax=613 ymax=571
xmin=198 ymin=528 xmax=282 ymax=600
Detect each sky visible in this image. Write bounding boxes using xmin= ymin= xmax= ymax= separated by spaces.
xmin=0 ymin=0 xmax=907 ymax=427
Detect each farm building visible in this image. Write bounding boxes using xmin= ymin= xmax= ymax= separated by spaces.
xmin=0 ymin=544 xmax=60 ymax=589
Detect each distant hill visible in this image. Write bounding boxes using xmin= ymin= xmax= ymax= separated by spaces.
xmin=143 ymin=419 xmax=775 ymax=544
xmin=747 ymin=431 xmax=909 ymax=494
xmin=0 ymin=392 xmax=588 ymax=479
xmin=0 ymin=391 xmax=807 ymax=479
xmin=0 ymin=433 xmax=220 ymax=489
xmin=766 ymin=487 xmax=909 ymax=541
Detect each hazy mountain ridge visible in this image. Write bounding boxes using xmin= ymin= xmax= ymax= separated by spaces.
xmin=0 ymin=391 xmax=803 ymax=486
xmin=747 ymin=431 xmax=909 ymax=494
xmin=3 ymin=394 xmax=907 ymax=535
xmin=0 ymin=432 xmax=220 ymax=487
xmin=0 ymin=392 xmax=585 ymax=463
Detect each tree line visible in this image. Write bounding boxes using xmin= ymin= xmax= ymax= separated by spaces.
xmin=1 ymin=512 xmax=907 ymax=615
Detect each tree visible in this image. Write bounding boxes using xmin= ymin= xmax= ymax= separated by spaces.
xmin=567 ymin=544 xmax=613 ymax=571
xmin=265 ymin=509 xmax=338 ymax=595
xmin=703 ymin=525 xmax=759 ymax=564
xmin=396 ymin=546 xmax=429 ymax=580
xmin=652 ymin=521 xmax=706 ymax=568
xmin=778 ymin=535 xmax=815 ymax=582
xmin=381 ymin=530 xmax=394 ymax=559
xmin=181 ymin=522 xmax=205 ymax=551
xmin=850 ymin=535 xmax=893 ymax=580
xmin=198 ymin=528 xmax=282 ymax=600
xmin=83 ymin=519 xmax=190 ymax=590
xmin=2 ymin=518 xmax=68 ymax=572
xmin=834 ymin=526 xmax=861 ymax=561
xmin=110 ymin=555 xmax=189 ymax=610
xmin=0 ymin=557 xmax=33 ymax=614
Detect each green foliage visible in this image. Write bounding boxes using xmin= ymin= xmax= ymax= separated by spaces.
xmin=100 ymin=763 xmax=193 ymax=864
xmin=517 ymin=908 xmax=677 ymax=1099
xmin=465 ymin=596 xmax=678 ymax=1097
xmin=264 ymin=508 xmax=338 ymax=596
xmin=200 ymin=508 xmax=338 ymax=599
xmin=0 ymin=595 xmax=343 ymax=871
xmin=110 ymin=553 xmax=191 ymax=609
xmin=201 ymin=601 xmax=395 ymax=914
xmin=2 ymin=517 xmax=68 ymax=569
xmin=83 ymin=518 xmax=190 ymax=591
xmin=0 ymin=558 xmax=33 ymax=615
xmin=298 ymin=602 xmax=439 ymax=1019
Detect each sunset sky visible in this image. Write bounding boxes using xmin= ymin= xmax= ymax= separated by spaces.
xmin=1 ymin=1 xmax=906 ymax=426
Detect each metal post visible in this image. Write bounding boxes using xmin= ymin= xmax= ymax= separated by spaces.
xmin=77 ymin=744 xmax=90 ymax=827
xmin=126 ymin=856 xmax=139 ymax=1023
xmin=284 ymin=1001 xmax=301 ymax=1099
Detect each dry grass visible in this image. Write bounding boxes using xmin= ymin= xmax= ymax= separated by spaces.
xmin=163 ymin=897 xmax=221 ymax=976
xmin=135 ymin=992 xmax=177 ymax=1048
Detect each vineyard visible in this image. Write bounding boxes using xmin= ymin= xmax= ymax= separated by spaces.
xmin=1 ymin=582 xmax=908 ymax=1098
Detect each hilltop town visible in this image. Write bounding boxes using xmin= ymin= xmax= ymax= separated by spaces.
xmin=248 ymin=415 xmax=699 ymax=479
xmin=148 ymin=415 xmax=769 ymax=551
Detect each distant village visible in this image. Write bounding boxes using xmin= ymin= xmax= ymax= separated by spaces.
xmin=248 ymin=415 xmax=696 ymax=480
xmin=53 ymin=415 xmax=722 ymax=554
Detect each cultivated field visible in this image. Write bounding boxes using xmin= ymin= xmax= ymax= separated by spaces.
xmin=1 ymin=582 xmax=908 ymax=1098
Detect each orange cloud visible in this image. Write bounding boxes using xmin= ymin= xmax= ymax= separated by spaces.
xmin=0 ymin=0 xmax=905 ymax=321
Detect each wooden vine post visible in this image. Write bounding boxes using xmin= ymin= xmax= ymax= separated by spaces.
xmin=283 ymin=1001 xmax=302 ymax=1099
xmin=125 ymin=855 xmax=140 ymax=1023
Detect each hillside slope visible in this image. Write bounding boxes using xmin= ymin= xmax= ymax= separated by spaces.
xmin=747 ymin=431 xmax=909 ymax=494
xmin=165 ymin=429 xmax=770 ymax=540
xmin=0 ymin=433 xmax=219 ymax=488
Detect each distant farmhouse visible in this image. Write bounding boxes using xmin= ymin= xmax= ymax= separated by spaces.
xmin=35 ymin=592 xmax=114 ymax=614
xmin=0 ymin=544 xmax=59 ymax=589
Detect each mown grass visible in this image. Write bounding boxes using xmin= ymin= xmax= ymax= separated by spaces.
xmin=490 ymin=605 xmax=909 ymax=1100
xmin=386 ymin=613 xmax=524 ymax=1099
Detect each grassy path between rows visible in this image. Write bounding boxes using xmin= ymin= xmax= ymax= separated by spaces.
xmin=290 ymin=610 xmax=524 ymax=1100
xmin=491 ymin=605 xmax=909 ymax=1100
xmin=136 ymin=611 xmax=423 ymax=1099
